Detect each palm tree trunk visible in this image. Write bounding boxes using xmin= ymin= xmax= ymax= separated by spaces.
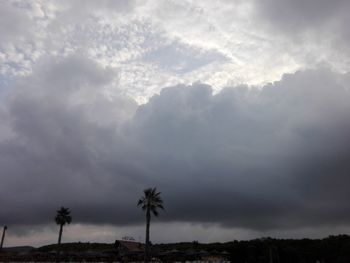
xmin=58 ymin=224 xmax=63 ymax=245
xmin=145 ymin=207 xmax=151 ymax=263
xmin=0 ymin=226 xmax=7 ymax=250
xmin=56 ymin=224 xmax=63 ymax=263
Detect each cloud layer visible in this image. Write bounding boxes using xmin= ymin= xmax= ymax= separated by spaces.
xmin=1 ymin=0 xmax=350 ymax=245
xmin=1 ymin=56 xmax=350 ymax=234
xmin=2 ymin=0 xmax=350 ymax=102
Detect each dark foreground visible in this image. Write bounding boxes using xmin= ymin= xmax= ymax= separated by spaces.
xmin=1 ymin=235 xmax=350 ymax=262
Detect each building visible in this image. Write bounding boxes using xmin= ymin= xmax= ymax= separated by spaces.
xmin=115 ymin=239 xmax=145 ymax=261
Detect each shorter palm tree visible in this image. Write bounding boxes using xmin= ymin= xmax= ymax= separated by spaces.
xmin=137 ymin=187 xmax=164 ymax=263
xmin=55 ymin=207 xmax=72 ymax=245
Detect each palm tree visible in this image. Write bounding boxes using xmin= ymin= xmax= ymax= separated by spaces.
xmin=55 ymin=207 xmax=72 ymax=245
xmin=137 ymin=187 xmax=164 ymax=263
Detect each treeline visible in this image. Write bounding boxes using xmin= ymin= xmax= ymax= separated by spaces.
xmin=38 ymin=242 xmax=114 ymax=252
xmin=154 ymin=235 xmax=350 ymax=263
xmin=36 ymin=235 xmax=350 ymax=263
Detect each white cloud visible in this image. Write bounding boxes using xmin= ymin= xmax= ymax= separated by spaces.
xmin=4 ymin=0 xmax=348 ymax=103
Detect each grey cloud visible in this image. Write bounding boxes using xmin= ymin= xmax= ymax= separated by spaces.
xmin=255 ymin=0 xmax=348 ymax=30
xmin=0 ymin=55 xmax=138 ymax=225
xmin=253 ymin=0 xmax=350 ymax=48
xmin=0 ymin=1 xmax=33 ymax=42
xmin=65 ymin=0 xmax=136 ymax=12
xmin=54 ymin=0 xmax=137 ymax=22
xmin=1 ymin=55 xmax=350 ymax=233
xmin=126 ymin=69 xmax=350 ymax=230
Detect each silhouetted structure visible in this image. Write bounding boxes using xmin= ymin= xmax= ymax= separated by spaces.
xmin=115 ymin=239 xmax=144 ymax=261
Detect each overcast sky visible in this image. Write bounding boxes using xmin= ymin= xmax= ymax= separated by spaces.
xmin=1 ymin=0 xmax=350 ymax=247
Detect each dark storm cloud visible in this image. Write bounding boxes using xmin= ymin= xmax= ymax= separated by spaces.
xmin=1 ymin=55 xmax=350 ymax=232
xmin=127 ymin=69 xmax=350 ymax=230
xmin=0 ymin=55 xmax=139 ymax=225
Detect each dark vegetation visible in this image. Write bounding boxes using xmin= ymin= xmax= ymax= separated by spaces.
xmin=30 ymin=235 xmax=350 ymax=262
xmin=0 ymin=235 xmax=349 ymax=262
xmin=155 ymin=235 xmax=350 ymax=263
xmin=38 ymin=242 xmax=114 ymax=253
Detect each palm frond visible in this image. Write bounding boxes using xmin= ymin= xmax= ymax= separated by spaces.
xmin=55 ymin=207 xmax=72 ymax=225
xmin=138 ymin=187 xmax=164 ymax=216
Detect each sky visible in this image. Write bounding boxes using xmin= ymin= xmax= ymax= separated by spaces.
xmin=1 ymin=0 xmax=350 ymax=247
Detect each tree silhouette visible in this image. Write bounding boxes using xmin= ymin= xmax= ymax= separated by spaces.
xmin=55 ymin=207 xmax=72 ymax=245
xmin=137 ymin=187 xmax=164 ymax=263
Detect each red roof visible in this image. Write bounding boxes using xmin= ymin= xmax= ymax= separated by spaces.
xmin=115 ymin=240 xmax=144 ymax=252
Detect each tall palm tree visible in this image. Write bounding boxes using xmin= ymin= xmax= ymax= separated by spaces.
xmin=55 ymin=207 xmax=72 ymax=245
xmin=137 ymin=187 xmax=164 ymax=263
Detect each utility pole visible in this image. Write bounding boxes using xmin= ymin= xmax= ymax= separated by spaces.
xmin=0 ymin=226 xmax=7 ymax=250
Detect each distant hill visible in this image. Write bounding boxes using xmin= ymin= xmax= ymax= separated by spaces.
xmin=38 ymin=242 xmax=114 ymax=252
xmin=2 ymin=246 xmax=35 ymax=254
